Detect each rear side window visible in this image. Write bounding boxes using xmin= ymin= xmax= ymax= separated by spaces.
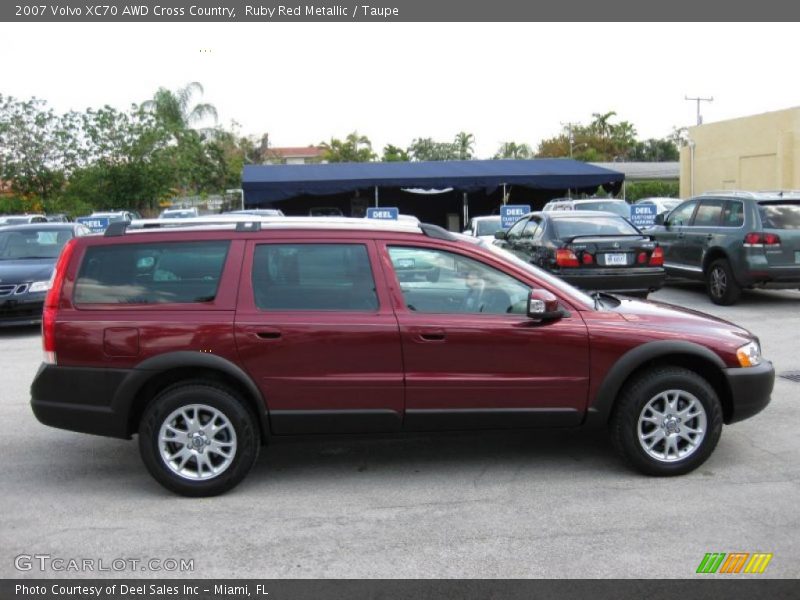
xmin=759 ymin=203 xmax=800 ymax=229
xmin=693 ymin=200 xmax=725 ymax=226
xmin=74 ymin=241 xmax=229 ymax=304
xmin=252 ymin=244 xmax=378 ymax=311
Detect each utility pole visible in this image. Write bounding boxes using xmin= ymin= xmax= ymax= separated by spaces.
xmin=685 ymin=95 xmax=713 ymax=126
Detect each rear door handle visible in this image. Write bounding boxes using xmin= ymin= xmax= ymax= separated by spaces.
xmin=411 ymin=328 xmax=447 ymax=342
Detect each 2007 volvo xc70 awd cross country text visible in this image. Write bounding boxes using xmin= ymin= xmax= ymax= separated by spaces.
xmin=31 ymin=217 xmax=774 ymax=496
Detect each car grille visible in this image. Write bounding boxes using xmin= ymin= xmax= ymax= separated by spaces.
xmin=0 ymin=283 xmax=30 ymax=296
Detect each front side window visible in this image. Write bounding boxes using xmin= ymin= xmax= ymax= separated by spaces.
xmin=667 ymin=201 xmax=698 ymax=226
xmin=75 ymin=241 xmax=229 ymax=304
xmin=388 ymin=246 xmax=530 ymax=315
xmin=252 ymin=243 xmax=377 ymax=311
xmin=505 ymin=217 xmax=529 ymax=240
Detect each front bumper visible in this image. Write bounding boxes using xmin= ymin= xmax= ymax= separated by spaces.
xmin=0 ymin=296 xmax=44 ymax=327
xmin=723 ymin=361 xmax=775 ymax=424
xmin=559 ymin=267 xmax=666 ymax=294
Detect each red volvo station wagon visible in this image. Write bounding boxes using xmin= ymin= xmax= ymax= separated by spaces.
xmin=31 ymin=217 xmax=774 ymax=496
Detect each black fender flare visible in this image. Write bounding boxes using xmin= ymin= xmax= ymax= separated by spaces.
xmin=584 ymin=340 xmax=727 ymax=428
xmin=111 ymin=352 xmax=269 ymax=438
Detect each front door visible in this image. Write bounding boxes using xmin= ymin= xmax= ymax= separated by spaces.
xmin=380 ymin=242 xmax=590 ymax=430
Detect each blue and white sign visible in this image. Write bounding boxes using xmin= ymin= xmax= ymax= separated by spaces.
xmin=76 ymin=216 xmax=111 ymax=233
xmin=366 ymin=207 xmax=399 ymax=220
xmin=629 ymin=204 xmax=657 ymax=229
xmin=500 ymin=205 xmax=531 ymax=229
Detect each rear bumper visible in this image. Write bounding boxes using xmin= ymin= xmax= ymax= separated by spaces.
xmin=30 ymin=363 xmax=133 ymax=439
xmin=723 ymin=361 xmax=775 ymax=424
xmin=740 ymin=257 xmax=800 ymax=289
xmin=559 ymin=267 xmax=665 ymax=293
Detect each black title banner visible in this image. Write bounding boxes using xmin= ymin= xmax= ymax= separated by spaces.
xmin=3 ymin=0 xmax=800 ymax=22
xmin=3 ymin=579 xmax=800 ymax=600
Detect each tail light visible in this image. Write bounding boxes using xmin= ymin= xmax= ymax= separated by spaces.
xmin=556 ymin=248 xmax=580 ymax=267
xmin=744 ymin=232 xmax=781 ymax=247
xmin=637 ymin=252 xmax=647 ymax=264
xmin=581 ymin=252 xmax=594 ymax=265
xmin=649 ymin=246 xmax=664 ymax=266
xmin=42 ymin=238 xmax=77 ymax=365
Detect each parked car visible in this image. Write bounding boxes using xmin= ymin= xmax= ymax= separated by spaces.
xmin=0 ymin=223 xmax=90 ymax=326
xmin=224 ymin=209 xmax=285 ymax=217
xmin=45 ymin=213 xmax=72 ymax=223
xmin=463 ymin=215 xmax=502 ymax=241
xmin=160 ymin=207 xmax=200 ymax=219
xmin=542 ymin=198 xmax=631 ymax=218
xmin=0 ymin=214 xmax=48 ymax=225
xmin=494 ymin=210 xmax=665 ymax=297
xmin=31 ymin=217 xmax=773 ymax=496
xmin=634 ymin=197 xmax=682 ymax=216
xmin=649 ymin=191 xmax=800 ymax=305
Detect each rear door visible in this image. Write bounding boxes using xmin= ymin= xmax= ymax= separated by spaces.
xmin=234 ymin=238 xmax=404 ymax=435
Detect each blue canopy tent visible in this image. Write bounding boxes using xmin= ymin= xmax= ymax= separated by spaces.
xmin=243 ymin=159 xmax=623 ymax=203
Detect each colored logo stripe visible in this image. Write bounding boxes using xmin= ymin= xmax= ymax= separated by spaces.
xmin=744 ymin=553 xmax=773 ymax=574
xmin=719 ymin=553 xmax=749 ymax=574
xmin=697 ymin=553 xmax=726 ymax=574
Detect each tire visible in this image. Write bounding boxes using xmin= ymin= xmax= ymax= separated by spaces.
xmin=706 ymin=258 xmax=741 ymax=306
xmin=610 ymin=367 xmax=723 ymax=476
xmin=139 ymin=382 xmax=260 ymax=497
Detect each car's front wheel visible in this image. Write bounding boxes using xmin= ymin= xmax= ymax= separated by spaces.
xmin=610 ymin=367 xmax=723 ymax=476
xmin=139 ymin=383 xmax=260 ymax=497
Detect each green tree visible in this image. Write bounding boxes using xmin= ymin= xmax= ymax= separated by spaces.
xmin=141 ymin=81 xmax=218 ymax=136
xmin=320 ymin=131 xmax=376 ymax=162
xmin=454 ymin=131 xmax=475 ymax=160
xmin=408 ymin=137 xmax=459 ymax=161
xmin=382 ymin=144 xmax=410 ymax=162
xmin=493 ymin=142 xmax=532 ymax=159
xmin=630 ymin=138 xmax=680 ymax=162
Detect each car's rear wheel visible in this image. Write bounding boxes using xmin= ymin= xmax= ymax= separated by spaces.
xmin=706 ymin=258 xmax=741 ymax=305
xmin=610 ymin=367 xmax=723 ymax=476
xmin=139 ymin=383 xmax=259 ymax=497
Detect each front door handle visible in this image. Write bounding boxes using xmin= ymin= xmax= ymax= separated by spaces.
xmin=411 ymin=328 xmax=447 ymax=342
xmin=255 ymin=329 xmax=282 ymax=340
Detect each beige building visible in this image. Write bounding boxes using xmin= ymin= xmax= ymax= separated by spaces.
xmin=680 ymin=106 xmax=800 ymax=197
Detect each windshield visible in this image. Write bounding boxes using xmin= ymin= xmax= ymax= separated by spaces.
xmin=576 ymin=201 xmax=630 ymax=217
xmin=0 ymin=217 xmax=30 ymax=225
xmin=553 ymin=216 xmax=642 ymax=239
xmin=476 ymin=218 xmax=502 ymax=236
xmin=0 ymin=228 xmax=73 ymax=260
xmin=759 ymin=202 xmax=800 ymax=229
xmin=482 ymin=242 xmax=595 ymax=309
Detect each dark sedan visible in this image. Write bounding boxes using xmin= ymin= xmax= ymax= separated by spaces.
xmin=0 ymin=223 xmax=91 ymax=326
xmin=494 ymin=210 xmax=665 ymax=296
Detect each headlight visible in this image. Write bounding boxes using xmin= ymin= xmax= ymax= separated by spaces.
xmin=29 ymin=280 xmax=50 ymax=293
xmin=736 ymin=341 xmax=762 ymax=367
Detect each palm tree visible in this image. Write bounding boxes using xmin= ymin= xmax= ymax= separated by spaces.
xmin=454 ymin=131 xmax=475 ymax=160
xmin=494 ymin=142 xmax=532 ymax=160
xmin=142 ymin=82 xmax=218 ymax=135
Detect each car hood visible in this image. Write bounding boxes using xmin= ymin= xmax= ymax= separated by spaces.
xmin=0 ymin=259 xmax=55 ymax=283
xmin=583 ymin=295 xmax=756 ymax=365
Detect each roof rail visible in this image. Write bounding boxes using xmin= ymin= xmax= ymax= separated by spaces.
xmin=698 ymin=190 xmax=757 ymax=198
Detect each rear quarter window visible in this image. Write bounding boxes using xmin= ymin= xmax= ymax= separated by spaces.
xmin=74 ymin=241 xmax=230 ymax=304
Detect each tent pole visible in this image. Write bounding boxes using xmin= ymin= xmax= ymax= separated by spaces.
xmin=374 ymin=186 xmax=379 ymax=207
xmin=503 ymin=183 xmax=507 ymax=205
xmin=463 ymin=192 xmax=469 ymax=227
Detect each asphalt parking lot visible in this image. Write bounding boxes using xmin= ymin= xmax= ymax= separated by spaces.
xmin=1 ymin=282 xmax=799 ymax=579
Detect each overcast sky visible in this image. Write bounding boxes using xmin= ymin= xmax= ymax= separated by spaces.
xmin=1 ymin=22 xmax=798 ymax=158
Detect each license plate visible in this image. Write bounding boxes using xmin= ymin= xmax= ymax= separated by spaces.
xmin=605 ymin=253 xmax=627 ymax=266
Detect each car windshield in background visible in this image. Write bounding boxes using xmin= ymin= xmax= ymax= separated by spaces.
xmin=758 ymin=202 xmax=800 ymax=229
xmin=476 ymin=218 xmax=502 ymax=236
xmin=553 ymin=216 xmax=641 ymax=239
xmin=577 ymin=201 xmax=631 ymax=217
xmin=0 ymin=228 xmax=73 ymax=260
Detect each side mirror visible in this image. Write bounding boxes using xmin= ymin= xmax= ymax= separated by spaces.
xmin=654 ymin=213 xmax=666 ymax=226
xmin=527 ymin=289 xmax=562 ymax=321
xmin=494 ymin=230 xmax=508 ymax=240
